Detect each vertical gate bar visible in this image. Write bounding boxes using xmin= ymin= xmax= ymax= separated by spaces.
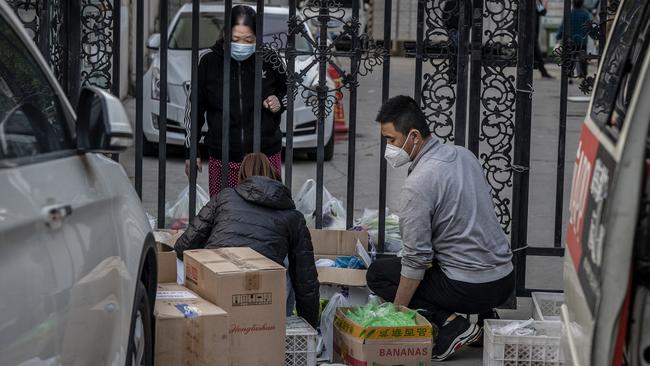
xmin=346 ymin=0 xmax=360 ymax=229
xmin=222 ymin=1 xmax=232 ymax=190
xmin=189 ymin=0 xmax=200 ymax=220
xmin=315 ymin=1 xmax=328 ymax=229
xmin=413 ymin=0 xmax=424 ymax=103
xmin=467 ymin=0 xmax=483 ymax=156
xmin=112 ymin=0 xmax=121 ymax=97
xmin=253 ymin=0 xmax=265 ymax=152
xmin=454 ymin=0 xmax=469 ymax=147
xmin=598 ymin=0 xmax=607 ymax=56
xmin=157 ymin=0 xmax=168 ymax=229
xmin=110 ymin=0 xmax=121 ymax=162
xmin=378 ymin=0 xmax=392 ymax=252
xmin=554 ymin=0 xmax=572 ymax=247
xmin=38 ymin=0 xmax=49 ymax=60
xmin=61 ymin=0 xmax=70 ymax=95
xmin=68 ymin=0 xmax=81 ymax=107
xmin=512 ymin=0 xmax=534 ymax=297
xmin=134 ymin=0 xmax=144 ymax=198
xmin=285 ymin=0 xmax=297 ymax=191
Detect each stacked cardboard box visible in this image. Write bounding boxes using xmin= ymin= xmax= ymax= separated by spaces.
xmin=154 ymin=283 xmax=229 ymax=366
xmin=152 ymin=229 xmax=184 ymax=283
xmin=184 ymin=247 xmax=287 ymax=366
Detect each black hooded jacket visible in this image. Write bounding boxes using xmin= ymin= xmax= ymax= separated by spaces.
xmin=174 ymin=176 xmax=320 ymax=327
xmin=184 ymin=42 xmax=287 ymax=162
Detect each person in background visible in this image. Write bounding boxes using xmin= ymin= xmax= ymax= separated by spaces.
xmin=556 ymin=0 xmax=592 ymax=78
xmin=184 ymin=5 xmax=287 ymax=197
xmin=534 ymin=0 xmax=553 ymax=78
xmin=174 ymin=153 xmax=319 ymax=327
xmin=367 ymin=96 xmax=514 ymax=361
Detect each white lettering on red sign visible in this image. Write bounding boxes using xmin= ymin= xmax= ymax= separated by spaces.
xmin=569 ymin=140 xmax=593 ymax=245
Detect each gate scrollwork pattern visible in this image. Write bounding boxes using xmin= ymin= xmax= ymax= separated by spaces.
xmin=261 ymin=0 xmax=385 ymax=120
xmin=80 ymin=0 xmax=115 ymax=90
xmin=480 ymin=0 xmax=519 ymax=235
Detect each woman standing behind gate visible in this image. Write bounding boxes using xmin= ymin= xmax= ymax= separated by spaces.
xmin=184 ymin=5 xmax=287 ymax=197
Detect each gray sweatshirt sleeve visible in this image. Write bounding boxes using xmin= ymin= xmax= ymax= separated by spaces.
xmin=398 ymin=183 xmax=435 ymax=280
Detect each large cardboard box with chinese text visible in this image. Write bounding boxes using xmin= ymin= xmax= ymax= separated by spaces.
xmin=333 ymin=306 xmax=434 ymax=366
xmin=183 ymin=248 xmax=286 ymax=366
xmin=154 ymin=283 xmax=229 ymax=366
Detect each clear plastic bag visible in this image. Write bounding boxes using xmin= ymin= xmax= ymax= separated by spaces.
xmin=319 ymin=292 xmax=350 ymax=361
xmin=322 ymin=198 xmax=346 ymax=230
xmin=164 ymin=185 xmax=210 ymax=229
xmin=354 ymin=208 xmax=403 ymax=252
xmin=295 ymin=179 xmax=346 ymax=229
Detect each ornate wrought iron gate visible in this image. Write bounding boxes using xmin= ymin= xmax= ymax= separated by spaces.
xmin=7 ymin=0 xmax=621 ymax=298
xmin=6 ymin=0 xmax=121 ymax=104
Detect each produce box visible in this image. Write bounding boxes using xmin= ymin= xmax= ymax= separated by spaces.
xmin=332 ymin=306 xmax=434 ymax=366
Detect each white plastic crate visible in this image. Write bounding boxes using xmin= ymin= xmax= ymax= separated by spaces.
xmin=483 ymin=319 xmax=566 ymax=366
xmin=531 ymin=292 xmax=565 ymax=321
xmin=285 ymin=316 xmax=318 ymax=366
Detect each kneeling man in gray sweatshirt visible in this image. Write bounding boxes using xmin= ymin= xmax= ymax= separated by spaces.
xmin=367 ymin=95 xmax=514 ymax=361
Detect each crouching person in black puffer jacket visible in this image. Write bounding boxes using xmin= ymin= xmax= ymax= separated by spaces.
xmin=174 ymin=153 xmax=320 ymax=328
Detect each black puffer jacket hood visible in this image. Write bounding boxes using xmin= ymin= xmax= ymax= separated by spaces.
xmin=235 ymin=176 xmax=295 ymax=210
xmin=175 ymin=177 xmax=320 ymax=327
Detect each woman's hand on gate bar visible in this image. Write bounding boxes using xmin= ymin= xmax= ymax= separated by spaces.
xmin=185 ymin=158 xmax=203 ymax=177
xmin=263 ymin=95 xmax=281 ymax=113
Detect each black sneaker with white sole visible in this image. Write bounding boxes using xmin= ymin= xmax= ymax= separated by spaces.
xmin=431 ymin=316 xmax=481 ymax=362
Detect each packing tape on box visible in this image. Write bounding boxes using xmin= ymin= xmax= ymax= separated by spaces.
xmin=245 ymin=272 xmax=260 ymax=291
xmin=218 ymin=250 xmax=263 ymax=272
xmin=182 ymin=318 xmax=203 ymax=365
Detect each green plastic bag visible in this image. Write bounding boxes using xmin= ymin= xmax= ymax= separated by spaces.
xmin=346 ymin=303 xmax=417 ymax=327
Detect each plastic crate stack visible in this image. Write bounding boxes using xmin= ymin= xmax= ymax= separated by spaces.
xmin=531 ymin=292 xmax=565 ymax=321
xmin=285 ymin=316 xmax=318 ymax=366
xmin=483 ymin=320 xmax=566 ymax=366
xmin=482 ymin=291 xmax=567 ymax=366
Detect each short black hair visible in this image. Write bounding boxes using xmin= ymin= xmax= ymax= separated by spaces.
xmin=572 ymin=0 xmax=584 ymax=8
xmin=376 ymin=95 xmax=431 ymax=138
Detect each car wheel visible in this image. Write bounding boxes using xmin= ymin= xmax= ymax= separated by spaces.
xmin=126 ymin=282 xmax=153 ymax=366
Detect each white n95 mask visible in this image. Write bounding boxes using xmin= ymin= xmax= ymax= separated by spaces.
xmin=384 ymin=132 xmax=415 ymax=168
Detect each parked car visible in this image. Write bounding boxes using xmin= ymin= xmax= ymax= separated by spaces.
xmin=143 ymin=3 xmax=337 ymax=161
xmin=0 ymin=2 xmax=157 ymax=366
xmin=562 ymin=0 xmax=649 ymax=364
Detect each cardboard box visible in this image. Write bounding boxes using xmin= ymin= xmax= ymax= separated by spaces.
xmin=153 ymin=229 xmax=184 ymax=283
xmin=154 ymin=283 xmax=229 ymax=366
xmin=183 ymin=248 xmax=286 ymax=366
xmin=333 ymin=306 xmax=434 ymax=366
xmin=310 ymin=229 xmax=369 ymax=288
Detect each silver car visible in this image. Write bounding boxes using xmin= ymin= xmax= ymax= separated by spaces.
xmin=143 ymin=3 xmax=336 ymax=160
xmin=0 ymin=2 xmax=156 ymax=365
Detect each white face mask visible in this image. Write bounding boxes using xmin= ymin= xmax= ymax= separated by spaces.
xmin=384 ymin=131 xmax=416 ymax=168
